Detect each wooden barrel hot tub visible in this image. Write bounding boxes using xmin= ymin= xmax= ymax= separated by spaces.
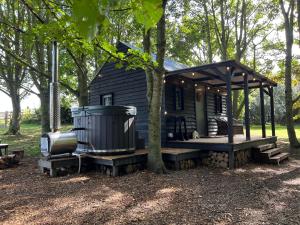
xmin=71 ymin=105 xmax=136 ymax=155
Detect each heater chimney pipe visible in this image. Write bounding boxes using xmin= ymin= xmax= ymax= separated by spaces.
xmin=50 ymin=41 xmax=61 ymax=132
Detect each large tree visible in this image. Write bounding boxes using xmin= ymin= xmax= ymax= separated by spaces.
xmin=279 ymin=0 xmax=300 ymax=148
xmin=0 ymin=0 xmax=31 ymax=135
xmin=143 ymin=0 xmax=167 ymax=173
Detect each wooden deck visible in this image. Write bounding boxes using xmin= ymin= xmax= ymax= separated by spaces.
xmin=87 ymin=148 xmax=204 ymax=176
xmin=39 ymin=136 xmax=278 ymax=177
xmin=165 ymin=135 xmax=277 ymax=151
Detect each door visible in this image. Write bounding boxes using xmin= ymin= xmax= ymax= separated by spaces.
xmin=195 ymin=86 xmax=206 ymax=136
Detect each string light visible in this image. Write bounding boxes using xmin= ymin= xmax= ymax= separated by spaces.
xmin=181 ymin=80 xmax=185 ymax=84
xmin=192 ymin=72 xmax=195 ymax=76
xmin=164 ymin=111 xmax=168 ymax=115
xmin=242 ymin=73 xmax=245 ymax=76
xmin=226 ymin=67 xmax=230 ymax=71
xmin=163 ymin=79 xmax=166 ymax=83
xmin=194 ymin=83 xmax=198 ymax=87
xmin=207 ymin=87 xmax=211 ymax=90
xmin=217 ymin=89 xmax=220 ymax=92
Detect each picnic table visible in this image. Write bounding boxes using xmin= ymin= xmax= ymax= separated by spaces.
xmin=0 ymin=144 xmax=9 ymax=156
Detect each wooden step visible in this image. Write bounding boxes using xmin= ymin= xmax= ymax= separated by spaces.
xmin=261 ymin=148 xmax=283 ymax=157
xmin=254 ymin=143 xmax=276 ymax=152
xmin=269 ymin=153 xmax=289 ymax=165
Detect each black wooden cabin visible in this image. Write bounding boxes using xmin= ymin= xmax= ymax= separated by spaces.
xmin=89 ymin=42 xmax=278 ymax=168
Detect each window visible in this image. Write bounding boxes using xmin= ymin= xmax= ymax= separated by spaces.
xmin=215 ymin=94 xmax=223 ymax=114
xmin=101 ymin=93 xmax=113 ymax=106
xmin=174 ymin=86 xmax=184 ymax=111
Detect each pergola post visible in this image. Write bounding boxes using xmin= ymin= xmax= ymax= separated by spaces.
xmin=269 ymin=86 xmax=276 ymax=136
xmin=243 ymin=73 xmax=250 ymax=140
xmin=226 ymin=67 xmax=234 ymax=144
xmin=259 ymin=82 xmax=266 ymax=138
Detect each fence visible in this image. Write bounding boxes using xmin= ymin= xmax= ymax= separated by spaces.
xmin=0 ymin=112 xmax=10 ymax=128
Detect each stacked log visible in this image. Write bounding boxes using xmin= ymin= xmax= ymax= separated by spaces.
xmin=0 ymin=154 xmax=21 ymax=169
xmin=96 ymin=163 xmax=144 ymax=176
xmin=234 ymin=149 xmax=251 ymax=168
xmin=203 ymin=151 xmax=228 ymax=168
xmin=179 ymin=159 xmax=196 ymax=170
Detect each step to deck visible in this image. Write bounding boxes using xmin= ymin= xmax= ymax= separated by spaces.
xmin=254 ymin=143 xmax=276 ymax=152
xmin=261 ymin=148 xmax=283 ymax=157
xmin=269 ymin=152 xmax=289 ymax=165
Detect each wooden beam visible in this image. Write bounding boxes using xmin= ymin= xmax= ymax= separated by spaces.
xmin=244 ymin=74 xmax=251 ymax=140
xmin=260 ymin=82 xmax=266 ymax=138
xmin=226 ymin=68 xmax=234 ymax=143
xmin=214 ymin=79 xmax=263 ymax=87
xmin=269 ymin=86 xmax=276 ymax=136
xmin=263 ymin=88 xmax=270 ymax=96
xmin=194 ymin=77 xmax=214 ymax=82
xmin=232 ymin=84 xmax=272 ymax=90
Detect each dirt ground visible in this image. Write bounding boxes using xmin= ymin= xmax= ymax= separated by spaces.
xmin=0 ymin=155 xmax=299 ymax=225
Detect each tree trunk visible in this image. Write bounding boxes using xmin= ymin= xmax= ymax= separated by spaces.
xmin=144 ymin=0 xmax=167 ymax=173
xmin=280 ymin=0 xmax=300 ymax=148
xmin=297 ymin=0 xmax=300 ymax=47
xmin=7 ymin=92 xmax=21 ymax=135
xmin=284 ymin=37 xmax=299 ymax=147
xmin=203 ymin=0 xmax=213 ymax=63
xmin=147 ymin=74 xmax=166 ymax=173
xmin=78 ymin=70 xmax=89 ymax=106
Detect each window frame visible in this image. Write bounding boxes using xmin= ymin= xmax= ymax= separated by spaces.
xmin=174 ymin=86 xmax=184 ymax=111
xmin=214 ymin=94 xmax=223 ymax=114
xmin=100 ymin=93 xmax=114 ymax=106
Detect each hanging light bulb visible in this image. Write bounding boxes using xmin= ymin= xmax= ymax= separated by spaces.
xmin=163 ymin=79 xmax=166 ymax=84
xmin=194 ymin=83 xmax=198 ymax=87
xmin=207 ymin=86 xmax=211 ymax=90
xmin=181 ymin=80 xmax=185 ymax=84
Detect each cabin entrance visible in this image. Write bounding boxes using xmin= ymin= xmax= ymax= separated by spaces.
xmin=195 ymin=86 xmax=206 ymax=136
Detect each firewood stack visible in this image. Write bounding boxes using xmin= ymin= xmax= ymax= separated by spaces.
xmin=179 ymin=159 xmax=196 ymax=170
xmin=234 ymin=149 xmax=251 ymax=168
xmin=203 ymin=151 xmax=229 ymax=168
xmin=0 ymin=149 xmax=24 ymax=169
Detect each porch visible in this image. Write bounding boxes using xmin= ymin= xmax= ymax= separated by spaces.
xmin=162 ymin=60 xmax=280 ymax=168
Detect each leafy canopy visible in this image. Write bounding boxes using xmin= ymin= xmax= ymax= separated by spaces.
xmin=72 ymin=0 xmax=163 ymax=40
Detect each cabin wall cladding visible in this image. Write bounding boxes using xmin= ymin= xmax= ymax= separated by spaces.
xmin=89 ymin=62 xmax=148 ymax=145
xmin=203 ymin=149 xmax=252 ymax=168
xmin=163 ymin=77 xmax=197 ymax=141
xmin=206 ymin=91 xmax=227 ymax=136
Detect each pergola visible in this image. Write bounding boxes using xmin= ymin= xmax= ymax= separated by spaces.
xmin=166 ymin=60 xmax=277 ymax=144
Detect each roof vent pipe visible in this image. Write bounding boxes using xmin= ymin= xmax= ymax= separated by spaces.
xmin=50 ymin=41 xmax=61 ymax=132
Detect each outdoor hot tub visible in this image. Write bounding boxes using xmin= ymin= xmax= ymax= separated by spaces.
xmin=71 ymin=105 xmax=136 ymax=155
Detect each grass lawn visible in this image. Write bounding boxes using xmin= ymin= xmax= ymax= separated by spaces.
xmin=0 ymin=123 xmax=299 ymax=157
xmin=250 ymin=124 xmax=300 ymax=142
xmin=0 ymin=123 xmax=72 ymax=157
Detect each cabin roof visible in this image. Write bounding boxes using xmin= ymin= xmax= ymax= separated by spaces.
xmin=93 ymin=42 xmax=277 ymax=90
xmin=119 ymin=42 xmax=188 ymax=71
xmin=166 ymin=60 xmax=277 ymax=90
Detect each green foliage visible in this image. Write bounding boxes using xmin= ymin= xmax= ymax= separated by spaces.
xmin=132 ymin=0 xmax=163 ymax=31
xmin=21 ymin=108 xmax=41 ymax=124
xmin=60 ymin=95 xmax=75 ymax=124
xmin=71 ymin=0 xmax=163 ymax=40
